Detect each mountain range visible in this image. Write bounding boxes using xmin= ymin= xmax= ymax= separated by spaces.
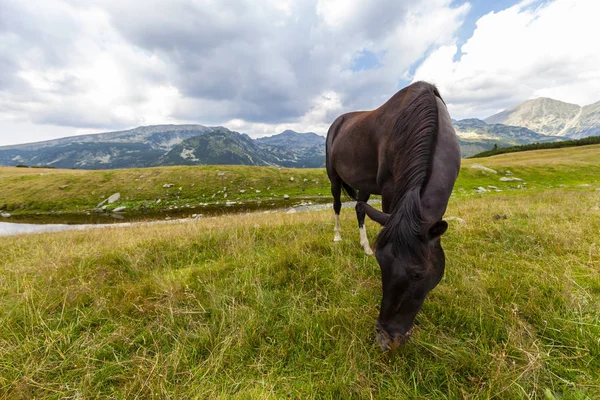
xmin=1 ymin=96 xmax=599 ymax=168
xmin=485 ymin=97 xmax=600 ymax=138
xmin=0 ymin=125 xmax=326 ymax=169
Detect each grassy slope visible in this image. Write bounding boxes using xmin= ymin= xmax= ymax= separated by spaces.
xmin=1 ymin=145 xmax=600 ymax=398
xmin=2 ymin=144 xmax=600 ymax=216
xmin=470 ymin=136 xmax=600 ymax=158
xmin=0 ymin=165 xmax=329 ymax=214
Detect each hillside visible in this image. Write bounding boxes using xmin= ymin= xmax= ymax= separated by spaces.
xmin=256 ymin=130 xmax=326 ymax=168
xmin=470 ymin=136 xmax=600 ymax=158
xmin=485 ymin=97 xmax=600 ymax=138
xmin=0 ymin=126 xmax=326 ymax=169
xmin=453 ymin=118 xmax=562 ymax=157
xmin=160 ymin=130 xmax=276 ymax=166
xmin=453 ymin=118 xmax=559 ymax=144
xmin=2 ymin=144 xmax=600 ymax=220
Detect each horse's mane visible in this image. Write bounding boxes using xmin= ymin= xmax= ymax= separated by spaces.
xmin=375 ymin=82 xmax=441 ymax=267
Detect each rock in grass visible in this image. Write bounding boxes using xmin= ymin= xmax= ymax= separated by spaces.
xmin=284 ymin=194 xmax=290 ymax=200
xmin=500 ymin=177 xmax=522 ymax=182
xmin=163 ymin=183 xmax=175 ymax=188
xmin=97 ymin=199 xmax=108 ymax=208
xmin=59 ymin=185 xmax=69 ymax=190
xmin=475 ymin=187 xmax=487 ymax=193
xmin=1 ymin=212 xmax=11 ymax=218
xmin=113 ymin=206 xmax=126 ymax=213
xmin=470 ymin=164 xmax=497 ymax=174
xmin=107 ymin=193 xmax=120 ymax=204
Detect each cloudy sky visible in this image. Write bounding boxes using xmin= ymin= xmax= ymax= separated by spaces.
xmin=1 ymin=0 xmax=599 ymax=146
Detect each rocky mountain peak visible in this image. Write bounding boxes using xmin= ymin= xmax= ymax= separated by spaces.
xmin=484 ymin=97 xmax=597 ymax=137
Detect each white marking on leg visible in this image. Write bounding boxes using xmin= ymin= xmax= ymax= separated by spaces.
xmin=360 ymin=225 xmax=373 ymax=255
xmin=333 ymin=213 xmax=342 ymax=242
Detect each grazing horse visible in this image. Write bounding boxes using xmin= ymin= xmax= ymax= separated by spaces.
xmin=325 ymin=81 xmax=460 ymax=350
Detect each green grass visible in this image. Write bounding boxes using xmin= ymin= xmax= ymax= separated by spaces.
xmin=0 ymin=165 xmax=329 ymax=215
xmin=2 ymin=144 xmax=600 ymax=216
xmin=470 ymin=136 xmax=600 ymax=158
xmin=1 ymin=145 xmax=600 ymax=398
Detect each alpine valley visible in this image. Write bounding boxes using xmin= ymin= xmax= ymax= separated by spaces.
xmin=1 ymin=97 xmax=599 ymax=169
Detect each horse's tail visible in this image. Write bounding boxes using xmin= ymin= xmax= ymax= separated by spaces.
xmin=326 ymin=114 xmax=358 ymax=201
xmin=340 ymin=181 xmax=357 ymax=201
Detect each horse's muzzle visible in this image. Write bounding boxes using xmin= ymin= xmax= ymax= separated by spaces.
xmin=376 ymin=321 xmax=413 ymax=351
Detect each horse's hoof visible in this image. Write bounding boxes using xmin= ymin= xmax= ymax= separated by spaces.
xmin=333 ymin=236 xmax=342 ymax=242
xmin=364 ymin=247 xmax=374 ymax=255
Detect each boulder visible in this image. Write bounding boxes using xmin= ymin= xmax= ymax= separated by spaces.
xmin=107 ymin=193 xmax=120 ymax=204
xmin=500 ymin=177 xmax=522 ymax=182
xmin=97 ymin=199 xmax=108 ymax=208
xmin=470 ymin=164 xmax=497 ymax=174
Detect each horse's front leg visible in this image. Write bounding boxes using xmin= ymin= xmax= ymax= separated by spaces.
xmin=356 ymin=191 xmax=373 ymax=255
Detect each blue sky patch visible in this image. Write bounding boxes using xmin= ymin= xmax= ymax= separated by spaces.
xmin=351 ymin=50 xmax=383 ymax=72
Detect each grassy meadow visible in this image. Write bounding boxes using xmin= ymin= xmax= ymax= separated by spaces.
xmin=0 ymin=165 xmax=329 ymax=216
xmin=1 ymin=145 xmax=600 ymax=398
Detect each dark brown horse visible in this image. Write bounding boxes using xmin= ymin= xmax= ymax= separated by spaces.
xmin=325 ymin=81 xmax=460 ymax=350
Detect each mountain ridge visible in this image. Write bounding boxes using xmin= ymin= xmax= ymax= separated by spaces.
xmin=0 ymin=125 xmax=327 ymax=169
xmin=3 ymin=92 xmax=600 ymax=169
xmin=485 ymin=97 xmax=600 ymax=138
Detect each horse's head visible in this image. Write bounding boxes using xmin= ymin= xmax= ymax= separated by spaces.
xmin=357 ymin=201 xmax=448 ymax=351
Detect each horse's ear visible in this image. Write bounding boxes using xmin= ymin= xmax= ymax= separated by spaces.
xmin=428 ymin=220 xmax=448 ymax=240
xmin=358 ymin=202 xmax=390 ymax=226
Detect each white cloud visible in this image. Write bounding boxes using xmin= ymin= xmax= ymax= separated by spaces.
xmin=412 ymin=0 xmax=600 ymax=119
xmin=226 ymin=90 xmax=343 ymax=137
xmin=0 ymin=0 xmax=468 ymax=145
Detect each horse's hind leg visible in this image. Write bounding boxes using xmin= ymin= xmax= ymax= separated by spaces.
xmin=356 ymin=191 xmax=373 ymax=255
xmin=331 ymin=179 xmax=343 ymax=242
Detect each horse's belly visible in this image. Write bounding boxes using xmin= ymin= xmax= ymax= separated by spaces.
xmin=333 ymin=161 xmax=381 ymax=194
